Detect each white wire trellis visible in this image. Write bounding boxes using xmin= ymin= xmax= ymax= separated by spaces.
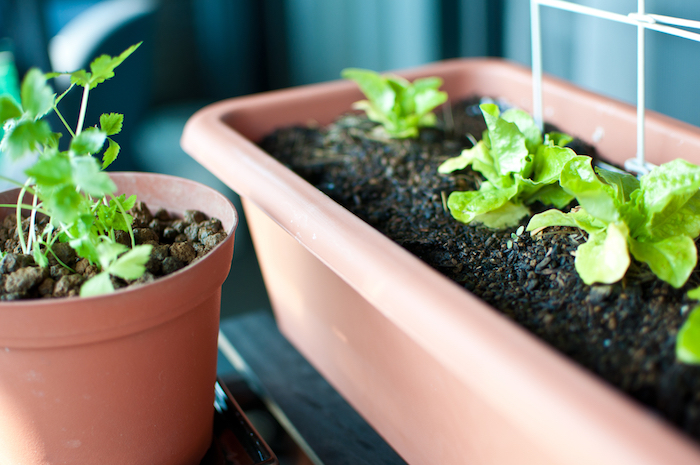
xmin=530 ymin=0 xmax=700 ymax=175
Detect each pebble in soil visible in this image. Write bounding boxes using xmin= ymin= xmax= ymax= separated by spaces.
xmin=259 ymin=97 xmax=700 ymax=440
xmin=0 ymin=202 xmax=227 ymax=300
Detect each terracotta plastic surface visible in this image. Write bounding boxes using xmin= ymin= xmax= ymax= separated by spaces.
xmin=0 ymin=173 xmax=237 ymax=465
xmin=181 ymin=58 xmax=700 ymax=465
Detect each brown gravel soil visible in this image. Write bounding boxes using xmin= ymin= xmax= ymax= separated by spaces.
xmin=259 ymin=97 xmax=700 ymax=441
xmin=0 ymin=202 xmax=227 ymax=299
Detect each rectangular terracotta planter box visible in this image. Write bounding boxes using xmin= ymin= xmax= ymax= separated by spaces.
xmin=181 ymin=58 xmax=700 ymax=465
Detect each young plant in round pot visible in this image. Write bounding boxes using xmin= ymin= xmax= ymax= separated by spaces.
xmin=181 ymin=59 xmax=700 ymax=465
xmin=0 ymin=45 xmax=237 ymax=464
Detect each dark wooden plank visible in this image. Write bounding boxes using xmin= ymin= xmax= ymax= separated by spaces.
xmin=219 ymin=310 xmax=408 ymax=465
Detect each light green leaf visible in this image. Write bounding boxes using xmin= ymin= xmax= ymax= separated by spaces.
xmin=412 ymin=76 xmax=443 ymax=92
xmin=96 ymin=194 xmax=134 ymax=232
xmin=86 ymin=42 xmax=141 ymax=89
xmin=418 ymin=112 xmax=437 ymax=128
xmin=342 ymin=68 xmax=395 ymax=116
xmin=480 ymin=103 xmax=531 ymax=176
xmin=70 ymin=70 xmax=90 ymax=87
xmin=546 ymin=131 xmax=573 ymax=147
xmin=71 ymin=156 xmax=116 ymax=196
xmin=575 ymin=222 xmax=630 ymax=285
xmin=20 ymin=68 xmax=54 ymax=119
xmin=596 ymin=167 xmax=640 ymax=203
xmin=438 ymin=141 xmax=487 ymax=174
xmin=351 ymin=100 xmax=390 ymax=128
xmin=628 ymin=235 xmax=697 ymax=288
xmin=80 ymin=272 xmax=114 ymax=297
xmin=676 ymin=305 xmax=700 ymax=364
xmin=25 ymin=153 xmax=72 ymax=186
xmin=0 ymin=95 xmax=22 ymax=124
xmin=96 ymin=241 xmax=128 ymax=269
xmin=413 ymin=87 xmax=447 ymax=119
xmin=689 ymin=286 xmax=700 ymax=301
xmin=43 ymin=71 xmax=63 ymax=79
xmin=527 ymin=207 xmax=606 ymax=235
xmin=1 ymin=119 xmax=52 ymax=160
xmin=640 ymin=160 xmax=700 ymax=239
xmin=33 ymin=247 xmax=49 ymax=268
xmin=107 ymin=244 xmax=152 ymax=280
xmin=501 ymin=108 xmax=542 ymax=154
xmin=70 ymin=127 xmax=106 ymax=154
xmin=643 ymin=190 xmax=700 ymax=241
xmin=46 ymin=131 xmax=62 ymax=149
xmin=447 ymin=183 xmax=517 ymax=225
xmin=527 ymin=183 xmax=575 ymax=209
xmin=527 ymin=208 xmax=576 ymax=232
xmin=102 ymin=138 xmax=120 ymax=168
xmin=43 ymin=184 xmax=84 ymax=224
xmin=390 ymin=75 xmax=415 ymax=116
xmin=560 ymin=157 xmax=619 ymax=223
xmin=99 ymin=113 xmax=123 ymax=136
xmin=473 ymin=201 xmax=530 ymax=229
xmin=531 ymin=147 xmax=580 ymax=184
xmin=67 ymin=214 xmax=99 ymax=263
xmin=119 ymin=194 xmax=138 ymax=212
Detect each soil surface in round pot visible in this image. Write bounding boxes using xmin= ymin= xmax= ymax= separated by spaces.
xmin=259 ymin=97 xmax=700 ymax=442
xmin=0 ymin=173 xmax=237 ymax=465
xmin=0 ymin=192 xmax=228 ymax=300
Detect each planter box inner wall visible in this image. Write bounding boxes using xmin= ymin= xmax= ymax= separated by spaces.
xmin=182 ymin=58 xmax=700 ymax=465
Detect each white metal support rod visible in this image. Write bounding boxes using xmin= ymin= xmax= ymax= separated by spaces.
xmin=631 ymin=0 xmax=648 ymax=174
xmin=537 ymin=0 xmax=631 ymax=24
xmin=530 ymin=0 xmax=700 ymax=175
xmin=530 ymin=0 xmax=543 ymax=131
xmin=534 ymin=1 xmax=700 ymax=44
xmin=648 ymin=14 xmax=700 ymax=30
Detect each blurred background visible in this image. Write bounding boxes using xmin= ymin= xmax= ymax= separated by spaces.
xmin=1 ymin=0 xmax=699 ymax=318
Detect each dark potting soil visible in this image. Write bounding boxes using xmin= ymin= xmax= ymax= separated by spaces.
xmin=259 ymin=97 xmax=700 ymax=441
xmin=0 ymin=202 xmax=227 ymax=299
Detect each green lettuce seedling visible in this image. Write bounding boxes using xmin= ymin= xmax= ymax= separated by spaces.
xmin=677 ymin=287 xmax=700 ymax=364
xmin=0 ymin=43 xmax=152 ymax=296
xmin=438 ymin=103 xmax=580 ymax=228
xmin=340 ymin=68 xmax=447 ymax=138
xmin=527 ymin=157 xmax=700 ymax=288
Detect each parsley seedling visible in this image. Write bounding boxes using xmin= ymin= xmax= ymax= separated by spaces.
xmin=0 ymin=43 xmax=152 ymax=296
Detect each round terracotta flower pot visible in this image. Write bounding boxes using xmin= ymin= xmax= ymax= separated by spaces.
xmin=0 ymin=173 xmax=237 ymax=465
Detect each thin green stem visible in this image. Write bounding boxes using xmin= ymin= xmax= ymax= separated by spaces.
xmin=54 ymin=105 xmax=76 ymax=138
xmin=111 ymin=194 xmax=136 ymax=248
xmin=54 ymin=82 xmax=75 ymax=106
xmin=0 ymin=175 xmax=25 ymax=189
xmin=37 ymin=238 xmax=76 ymax=273
xmin=53 ymin=82 xmax=77 ymax=136
xmin=26 ymin=192 xmax=39 ymax=253
xmin=0 ymin=203 xmax=48 ymax=215
xmin=15 ymin=179 xmax=32 ymax=254
xmin=76 ymin=85 xmax=90 ymax=135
